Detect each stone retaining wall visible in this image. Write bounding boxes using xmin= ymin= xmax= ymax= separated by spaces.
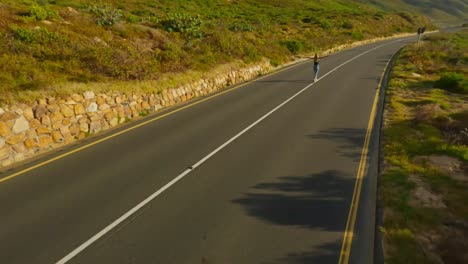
xmin=0 ymin=62 xmax=272 ymax=168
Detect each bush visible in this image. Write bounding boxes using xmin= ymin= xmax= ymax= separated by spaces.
xmin=162 ymin=13 xmax=203 ymax=39
xmin=126 ymin=14 xmax=141 ymax=23
xmin=281 ymin=40 xmax=304 ymax=54
xmin=435 ymin=72 xmax=467 ymax=94
xmin=11 ymin=26 xmax=60 ymax=44
xmin=317 ymin=18 xmax=332 ymax=29
xmin=23 ymin=0 xmax=57 ymax=21
xmin=229 ymin=22 xmax=255 ymax=32
xmin=11 ymin=27 xmax=34 ymax=43
xmin=88 ymin=4 xmax=123 ymax=26
xmin=351 ymin=31 xmax=364 ymax=40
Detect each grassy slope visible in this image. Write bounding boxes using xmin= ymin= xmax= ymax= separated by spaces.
xmin=368 ymin=0 xmax=468 ymax=23
xmin=0 ymin=0 xmax=434 ymax=105
xmin=381 ymin=31 xmax=468 ymax=263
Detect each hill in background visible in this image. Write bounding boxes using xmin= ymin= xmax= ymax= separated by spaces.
xmin=364 ymin=0 xmax=468 ymax=26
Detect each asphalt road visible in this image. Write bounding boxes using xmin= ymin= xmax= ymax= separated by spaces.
xmin=0 ymin=36 xmax=416 ymax=264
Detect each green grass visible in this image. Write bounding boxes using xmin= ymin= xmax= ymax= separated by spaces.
xmin=0 ymin=0 xmax=434 ymax=105
xmin=381 ymin=30 xmax=468 ymax=263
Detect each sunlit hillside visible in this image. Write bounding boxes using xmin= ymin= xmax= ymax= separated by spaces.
xmin=0 ymin=0 xmax=433 ymax=104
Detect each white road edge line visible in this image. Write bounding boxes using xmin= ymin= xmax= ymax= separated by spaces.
xmin=55 ymin=37 xmax=408 ymax=264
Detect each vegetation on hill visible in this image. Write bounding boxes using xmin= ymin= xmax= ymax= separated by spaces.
xmin=366 ymin=0 xmax=468 ymax=25
xmin=0 ymin=0 xmax=433 ymax=105
xmin=380 ymin=30 xmax=468 ymax=263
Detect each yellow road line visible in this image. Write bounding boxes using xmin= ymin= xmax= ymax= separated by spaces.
xmin=0 ymin=61 xmax=308 ymax=184
xmin=338 ymin=54 xmax=394 ymax=264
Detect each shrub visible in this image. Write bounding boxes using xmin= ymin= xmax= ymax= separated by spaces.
xmin=11 ymin=26 xmax=60 ymax=44
xmin=162 ymin=13 xmax=203 ymax=39
xmin=317 ymin=18 xmax=332 ymax=29
xmin=11 ymin=27 xmax=34 ymax=43
xmin=126 ymin=14 xmax=141 ymax=23
xmin=435 ymin=72 xmax=467 ymax=94
xmin=22 ymin=0 xmax=57 ymax=21
xmin=229 ymin=22 xmax=255 ymax=32
xmin=281 ymin=39 xmax=304 ymax=54
xmin=351 ymin=31 xmax=364 ymax=40
xmin=88 ymin=4 xmax=123 ymax=26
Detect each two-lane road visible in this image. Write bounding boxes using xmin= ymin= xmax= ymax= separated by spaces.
xmin=0 ymin=36 xmax=415 ymax=264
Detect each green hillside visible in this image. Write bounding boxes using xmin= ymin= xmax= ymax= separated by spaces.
xmin=0 ymin=0 xmax=433 ymax=104
xmin=366 ymin=0 xmax=468 ymax=25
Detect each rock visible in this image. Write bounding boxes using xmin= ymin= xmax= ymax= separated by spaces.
xmin=47 ymin=104 xmax=60 ymax=112
xmin=6 ymin=133 xmax=25 ymax=145
xmin=87 ymin=112 xmax=98 ymax=119
xmin=0 ymin=137 xmax=4 ymax=149
xmin=77 ymin=132 xmax=86 ymax=140
xmin=12 ymin=143 xmax=26 ymax=153
xmin=79 ymin=123 xmax=89 ymax=133
xmin=104 ymin=112 xmax=115 ymax=121
xmin=38 ymin=99 xmax=47 ymax=105
xmin=28 ymin=119 xmax=41 ymax=129
xmin=89 ymin=115 xmax=101 ymax=122
xmin=60 ymin=105 xmax=74 ymax=117
xmin=87 ymin=102 xmax=98 ymax=113
xmin=23 ymin=108 xmax=34 ymax=121
xmin=99 ymin=104 xmax=110 ymax=111
xmin=0 ymin=146 xmax=11 ymax=160
xmin=60 ymin=126 xmax=71 ymax=138
xmin=96 ymin=96 xmax=105 ymax=106
xmin=117 ymin=110 xmax=126 ymax=118
xmin=0 ymin=112 xmax=17 ymax=121
xmin=106 ymin=97 xmax=115 ymax=105
xmin=109 ymin=118 xmax=118 ymax=127
xmin=52 ymin=121 xmax=62 ymax=130
xmin=71 ymin=94 xmax=83 ymax=102
xmin=89 ymin=120 xmax=101 ymax=133
xmin=26 ymin=129 xmax=37 ymax=138
xmin=0 ymin=108 xmax=4 ymax=115
xmin=41 ymin=116 xmax=51 ymax=126
xmin=33 ymin=105 xmax=48 ymax=119
xmin=13 ymin=153 xmax=25 ymax=162
xmin=51 ymin=131 xmax=63 ymax=143
xmin=115 ymin=97 xmax=122 ymax=104
xmin=38 ymin=135 xmax=53 ymax=148
xmin=36 ymin=126 xmax=51 ymax=135
xmin=142 ymin=102 xmax=151 ymax=110
xmin=74 ymin=104 xmax=86 ymax=115
xmin=78 ymin=117 xmax=88 ymax=124
xmin=12 ymin=107 xmax=23 ymax=115
xmin=101 ymin=120 xmax=110 ymax=130
xmin=69 ymin=125 xmax=80 ymax=136
xmin=24 ymin=138 xmax=36 ymax=149
xmin=67 ymin=7 xmax=79 ymax=14
xmin=62 ymin=118 xmax=71 ymax=126
xmin=83 ymin=91 xmax=95 ymax=100
xmin=0 ymin=121 xmax=10 ymax=137
xmin=50 ymin=111 xmax=64 ymax=124
xmin=13 ymin=116 xmax=30 ymax=134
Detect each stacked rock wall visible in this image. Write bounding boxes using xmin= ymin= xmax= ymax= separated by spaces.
xmin=0 ymin=62 xmax=272 ymax=168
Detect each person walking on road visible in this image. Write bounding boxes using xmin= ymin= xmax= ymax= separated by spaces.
xmin=312 ymin=52 xmax=328 ymax=82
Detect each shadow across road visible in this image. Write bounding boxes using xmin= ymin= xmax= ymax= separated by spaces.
xmin=307 ymin=128 xmax=366 ymax=162
xmin=233 ymin=170 xmax=355 ymax=263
